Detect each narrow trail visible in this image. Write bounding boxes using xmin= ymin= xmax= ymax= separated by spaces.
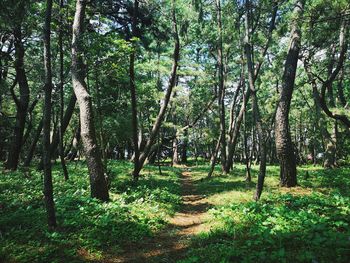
xmin=111 ymin=167 xmax=210 ymax=263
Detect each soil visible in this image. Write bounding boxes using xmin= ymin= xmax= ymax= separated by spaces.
xmin=108 ymin=167 xmax=210 ymax=262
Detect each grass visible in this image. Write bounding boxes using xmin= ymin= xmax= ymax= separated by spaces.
xmin=0 ymin=160 xmax=182 ymax=262
xmin=1 ymin=160 xmax=350 ymax=262
xmin=180 ymin=162 xmax=350 ymax=263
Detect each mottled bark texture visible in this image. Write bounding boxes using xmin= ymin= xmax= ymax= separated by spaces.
xmin=71 ymin=0 xmax=109 ymax=201
xmin=275 ymin=0 xmax=305 ymax=187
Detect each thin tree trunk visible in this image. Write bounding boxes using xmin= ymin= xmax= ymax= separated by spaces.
xmin=215 ymin=0 xmax=227 ymax=173
xmin=181 ymin=128 xmax=188 ymax=163
xmin=130 ymin=0 xmax=140 ymax=181
xmin=225 ymin=1 xmax=277 ymax=173
xmin=172 ymin=137 xmax=179 ymax=165
xmin=50 ymin=93 xmax=76 ymax=156
xmin=23 ymin=119 xmax=43 ymax=167
xmin=275 ymin=0 xmax=305 ymax=187
xmin=6 ymin=22 xmax=30 ymax=170
xmin=71 ymin=0 xmax=109 ymax=201
xmin=208 ymin=133 xmax=222 ymax=178
xmin=243 ymin=90 xmax=251 ymax=182
xmin=133 ymin=0 xmax=180 ymax=178
xmin=244 ymin=0 xmax=267 ymax=201
xmin=59 ymin=0 xmax=68 ymax=180
xmin=43 ymin=0 xmax=57 ymax=228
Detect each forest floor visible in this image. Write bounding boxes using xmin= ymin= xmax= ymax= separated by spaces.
xmin=1 ymin=161 xmax=350 ymax=263
xmin=113 ymin=166 xmax=211 ymax=262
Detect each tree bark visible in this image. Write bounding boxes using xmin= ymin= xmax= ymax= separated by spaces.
xmin=130 ymin=0 xmax=140 ymax=181
xmin=215 ymin=0 xmax=227 ymax=173
xmin=59 ymin=0 xmax=69 ymax=180
xmin=133 ymin=0 xmax=180 ymax=178
xmin=71 ymin=0 xmax=109 ymax=201
xmin=275 ymin=0 xmax=305 ymax=187
xmin=42 ymin=0 xmax=57 ymax=228
xmin=225 ymin=1 xmax=277 ymax=173
xmin=244 ymin=0 xmax=267 ymax=200
xmin=23 ymin=119 xmax=43 ymax=167
xmin=181 ymin=128 xmax=188 ymax=163
xmin=208 ymin=133 xmax=222 ymax=178
xmin=5 ymin=22 xmax=30 ymax=170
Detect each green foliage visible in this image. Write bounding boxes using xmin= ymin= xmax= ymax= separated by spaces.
xmin=0 ymin=161 xmax=181 ymax=262
xmin=180 ymin=165 xmax=350 ymax=263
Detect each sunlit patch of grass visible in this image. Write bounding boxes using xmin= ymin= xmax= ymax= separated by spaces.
xmin=181 ymin=163 xmax=350 ymax=263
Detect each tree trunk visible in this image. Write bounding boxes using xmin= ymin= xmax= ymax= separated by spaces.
xmin=23 ymin=119 xmax=43 ymax=167
xmin=215 ymin=0 xmax=227 ymax=174
xmin=172 ymin=137 xmax=179 ymax=165
xmin=181 ymin=128 xmax=188 ymax=163
xmin=59 ymin=0 xmax=68 ymax=180
xmin=133 ymin=0 xmax=180 ymax=178
xmin=42 ymin=0 xmax=57 ymax=228
xmin=49 ymin=93 xmax=76 ymax=157
xmin=275 ymin=0 xmax=305 ymax=187
xmin=244 ymin=0 xmax=267 ymax=200
xmin=71 ymin=0 xmax=109 ymax=201
xmin=130 ymin=0 xmax=140 ymax=181
xmin=208 ymin=133 xmax=222 ymax=178
xmin=6 ymin=24 xmax=30 ymax=170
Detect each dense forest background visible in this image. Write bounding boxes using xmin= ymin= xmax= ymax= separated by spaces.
xmin=0 ymin=0 xmax=349 ymax=262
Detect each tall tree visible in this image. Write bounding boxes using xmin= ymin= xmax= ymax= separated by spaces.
xmin=130 ymin=0 xmax=140 ymax=181
xmin=42 ymin=0 xmax=56 ymax=228
xmin=58 ymin=0 xmax=69 ymax=180
xmin=275 ymin=0 xmax=305 ymax=187
xmin=71 ymin=0 xmax=109 ymax=201
xmin=132 ymin=0 xmax=180 ymax=180
xmin=215 ymin=0 xmax=227 ymax=174
xmin=5 ymin=1 xmax=30 ymax=170
xmin=244 ymin=0 xmax=267 ymax=200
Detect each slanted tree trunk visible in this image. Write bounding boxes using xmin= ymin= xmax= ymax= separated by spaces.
xmin=23 ymin=119 xmax=43 ymax=167
xmin=42 ymin=0 xmax=57 ymax=228
xmin=50 ymin=93 xmax=76 ymax=156
xmin=208 ymin=133 xmax=222 ymax=178
xmin=225 ymin=1 xmax=277 ymax=174
xmin=275 ymin=0 xmax=305 ymax=187
xmin=66 ymin=123 xmax=81 ymax=161
xmin=244 ymin=0 xmax=267 ymax=201
xmin=133 ymin=0 xmax=180 ymax=179
xmin=6 ymin=20 xmax=30 ymax=170
xmin=71 ymin=0 xmax=109 ymax=201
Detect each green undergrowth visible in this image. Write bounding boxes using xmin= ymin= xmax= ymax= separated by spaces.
xmin=180 ymin=164 xmax=350 ymax=263
xmin=0 ymin=161 xmax=182 ymax=263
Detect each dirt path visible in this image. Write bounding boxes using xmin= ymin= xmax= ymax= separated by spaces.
xmin=110 ymin=167 xmax=210 ymax=262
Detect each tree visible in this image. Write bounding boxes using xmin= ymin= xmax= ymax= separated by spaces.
xmin=71 ymin=0 xmax=109 ymax=201
xmin=275 ymin=0 xmax=305 ymax=187
xmin=42 ymin=0 xmax=56 ymax=228
xmin=244 ymin=0 xmax=267 ymax=200
xmin=132 ymin=0 xmax=180 ymax=180
xmin=5 ymin=1 xmax=30 ymax=170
